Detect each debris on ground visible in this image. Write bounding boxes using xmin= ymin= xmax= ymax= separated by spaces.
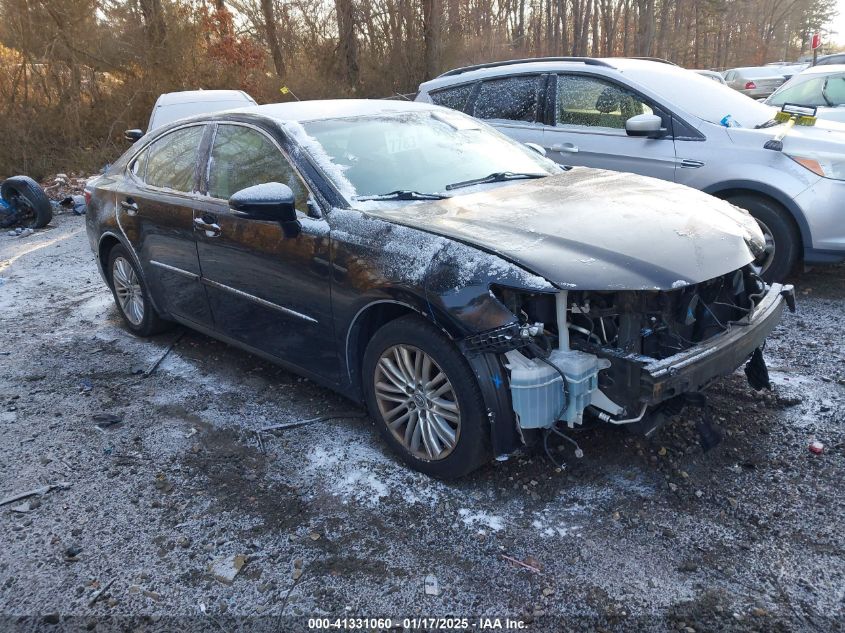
xmin=259 ymin=411 xmax=367 ymax=433
xmin=809 ymin=440 xmax=825 ymax=455
xmin=501 ymin=554 xmax=543 ymax=574
xmin=0 ymin=482 xmax=71 ymax=507
xmin=209 ymin=554 xmax=247 ymax=584
xmin=93 ymin=413 xmax=122 ymax=430
xmin=424 ymin=574 xmax=440 ymax=596
xmin=88 ymin=579 xmax=114 ymax=607
xmin=64 ymin=545 xmax=82 ymax=562
xmin=6 ymin=227 xmax=34 ymax=238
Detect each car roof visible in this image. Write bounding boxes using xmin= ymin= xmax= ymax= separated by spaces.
xmin=795 ymin=64 xmax=845 ymax=75
xmin=227 ymin=99 xmax=439 ymax=123
xmin=419 ymin=57 xmax=679 ymax=91
xmin=155 ymin=90 xmax=256 ymax=106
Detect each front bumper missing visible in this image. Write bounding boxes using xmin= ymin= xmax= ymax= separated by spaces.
xmin=636 ymin=283 xmax=794 ymax=403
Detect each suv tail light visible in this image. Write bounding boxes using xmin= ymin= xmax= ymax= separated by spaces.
xmin=84 ymin=191 xmax=91 ymax=205
xmin=745 ymin=81 xmax=757 ymax=90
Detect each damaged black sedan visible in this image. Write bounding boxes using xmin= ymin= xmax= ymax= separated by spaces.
xmin=86 ymin=100 xmax=795 ymax=478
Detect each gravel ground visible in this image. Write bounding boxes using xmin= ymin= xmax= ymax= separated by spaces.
xmin=1 ymin=214 xmax=843 ymax=632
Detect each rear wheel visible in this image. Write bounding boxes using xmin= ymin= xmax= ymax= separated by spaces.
xmin=362 ymin=315 xmax=490 ymax=478
xmin=726 ymin=194 xmax=799 ymax=282
xmin=106 ymin=244 xmax=170 ymax=336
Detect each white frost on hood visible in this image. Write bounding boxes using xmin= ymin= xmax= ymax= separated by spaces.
xmin=328 ymin=208 xmax=554 ymax=291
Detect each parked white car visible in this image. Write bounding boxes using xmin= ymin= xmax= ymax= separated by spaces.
xmin=124 ymin=90 xmax=257 ymax=142
xmin=417 ymin=57 xmax=845 ymax=281
xmin=765 ymin=64 xmax=845 ymax=122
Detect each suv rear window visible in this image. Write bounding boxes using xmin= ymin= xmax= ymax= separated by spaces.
xmin=473 ymin=75 xmax=543 ymax=123
xmin=429 ymin=84 xmax=474 ymax=112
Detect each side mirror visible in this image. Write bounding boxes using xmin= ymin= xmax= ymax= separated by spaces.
xmin=524 ymin=142 xmax=546 ymax=157
xmin=124 ymin=129 xmax=144 ymax=143
xmin=229 ymin=182 xmax=300 ymax=237
xmin=625 ymin=114 xmax=666 ymax=138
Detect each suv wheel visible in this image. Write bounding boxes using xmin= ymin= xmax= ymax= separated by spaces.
xmin=727 ymin=194 xmax=799 ymax=282
xmin=107 ymin=244 xmax=170 ymax=336
xmin=362 ymin=315 xmax=490 ymax=478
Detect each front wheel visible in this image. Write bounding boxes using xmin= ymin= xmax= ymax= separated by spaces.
xmin=362 ymin=315 xmax=490 ymax=478
xmin=106 ymin=244 xmax=170 ymax=336
xmin=727 ymin=194 xmax=799 ymax=282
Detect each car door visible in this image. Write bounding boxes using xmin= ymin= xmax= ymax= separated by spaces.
xmin=469 ymin=74 xmax=548 ymax=145
xmin=192 ymin=122 xmax=337 ymax=379
xmin=117 ymin=124 xmax=214 ymax=327
xmin=542 ymin=73 xmax=677 ymax=181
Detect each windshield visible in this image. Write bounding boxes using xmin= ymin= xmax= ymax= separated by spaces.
xmin=624 ymin=65 xmax=777 ymax=128
xmin=295 ymin=110 xmax=560 ymax=202
xmin=767 ymin=72 xmax=845 ymax=107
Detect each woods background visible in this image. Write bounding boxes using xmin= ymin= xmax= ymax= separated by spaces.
xmin=0 ymin=0 xmax=839 ymax=178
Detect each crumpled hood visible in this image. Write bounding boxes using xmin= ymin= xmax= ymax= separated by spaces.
xmin=364 ymin=169 xmax=764 ymax=291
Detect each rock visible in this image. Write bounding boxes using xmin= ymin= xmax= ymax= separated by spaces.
xmin=542 ymin=587 xmax=555 ymax=597
xmin=424 ymin=574 xmax=440 ymax=596
xmin=209 ymin=554 xmax=246 ymax=584
xmin=142 ymin=590 xmax=161 ymax=602
xmin=292 ymin=568 xmax=303 ymax=581
xmin=177 ymin=536 xmax=191 ymax=549
xmin=308 ymin=531 xmax=321 ymax=541
xmin=43 ymin=613 xmax=60 ymax=625
xmin=64 ymin=545 xmax=82 ymax=562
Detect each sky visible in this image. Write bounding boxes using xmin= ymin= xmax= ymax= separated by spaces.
xmin=829 ymin=0 xmax=845 ymax=46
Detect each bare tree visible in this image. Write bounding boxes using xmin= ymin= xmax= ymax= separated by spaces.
xmin=260 ymin=0 xmax=286 ymax=78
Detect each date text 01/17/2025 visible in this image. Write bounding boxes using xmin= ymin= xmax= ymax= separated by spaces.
xmin=307 ymin=617 xmax=527 ymax=629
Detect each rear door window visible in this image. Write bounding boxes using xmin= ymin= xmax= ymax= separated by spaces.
xmin=556 ymin=75 xmax=654 ymax=130
xmin=206 ymin=124 xmax=309 ymax=212
xmin=144 ymin=125 xmax=204 ymax=192
xmin=473 ymin=75 xmax=543 ymax=123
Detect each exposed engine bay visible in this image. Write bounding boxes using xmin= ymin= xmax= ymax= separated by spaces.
xmin=468 ymin=265 xmax=795 ymax=437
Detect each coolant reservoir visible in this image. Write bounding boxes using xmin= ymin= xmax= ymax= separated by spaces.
xmin=504 ymin=351 xmax=564 ymax=429
xmin=547 ymin=350 xmax=611 ymax=427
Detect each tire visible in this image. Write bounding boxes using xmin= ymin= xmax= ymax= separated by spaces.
xmin=362 ymin=315 xmax=490 ymax=478
xmin=726 ymin=194 xmax=799 ymax=283
xmin=1 ymin=176 xmax=53 ymax=229
xmin=106 ymin=244 xmax=170 ymax=336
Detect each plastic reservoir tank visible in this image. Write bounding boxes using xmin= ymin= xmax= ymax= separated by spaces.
xmin=505 ymin=349 xmax=609 ymax=429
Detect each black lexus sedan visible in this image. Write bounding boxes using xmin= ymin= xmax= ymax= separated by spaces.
xmin=86 ymin=100 xmax=794 ymax=478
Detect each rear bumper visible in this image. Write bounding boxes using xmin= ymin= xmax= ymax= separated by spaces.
xmin=638 ymin=283 xmax=792 ymax=403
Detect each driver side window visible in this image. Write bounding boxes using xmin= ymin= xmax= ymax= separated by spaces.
xmin=207 ymin=124 xmax=309 ymax=213
xmin=557 ymin=75 xmax=653 ymax=130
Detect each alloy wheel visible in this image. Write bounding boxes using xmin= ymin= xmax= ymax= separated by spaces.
xmin=112 ymin=256 xmax=145 ymax=325
xmin=373 ymin=344 xmax=461 ymax=461
xmin=754 ymin=218 xmax=776 ymax=275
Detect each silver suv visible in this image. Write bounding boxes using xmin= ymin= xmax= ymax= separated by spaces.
xmin=416 ymin=57 xmax=845 ymax=281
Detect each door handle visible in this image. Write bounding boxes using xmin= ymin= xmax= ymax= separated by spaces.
xmin=193 ymin=217 xmax=221 ymax=237
xmin=679 ymin=159 xmax=705 ymax=169
xmin=550 ymin=142 xmax=579 ymax=153
xmin=120 ymin=199 xmax=138 ymax=215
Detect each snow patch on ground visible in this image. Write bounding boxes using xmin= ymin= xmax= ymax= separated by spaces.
xmin=458 ymin=509 xmax=505 ymax=532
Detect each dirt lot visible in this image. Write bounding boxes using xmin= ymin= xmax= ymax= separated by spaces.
xmin=1 ymin=213 xmax=843 ymax=632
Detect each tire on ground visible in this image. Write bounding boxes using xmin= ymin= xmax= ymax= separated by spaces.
xmin=362 ymin=314 xmax=490 ymax=479
xmin=1 ymin=176 xmax=53 ymax=229
xmin=727 ymin=194 xmax=800 ymax=283
xmin=106 ymin=243 xmax=170 ymax=337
